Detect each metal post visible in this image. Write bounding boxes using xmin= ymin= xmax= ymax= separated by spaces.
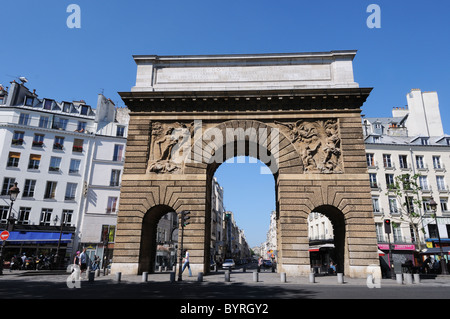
xmin=178 ymin=213 xmax=185 ymax=282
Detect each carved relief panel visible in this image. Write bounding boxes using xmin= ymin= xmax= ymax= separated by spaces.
xmin=275 ymin=119 xmax=342 ymax=174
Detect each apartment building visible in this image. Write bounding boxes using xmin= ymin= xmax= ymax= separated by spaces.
xmin=363 ymin=89 xmax=450 ymax=269
xmin=0 ymin=80 xmax=128 ymax=266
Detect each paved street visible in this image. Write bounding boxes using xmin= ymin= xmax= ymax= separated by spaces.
xmin=1 ymin=268 xmax=449 ymax=300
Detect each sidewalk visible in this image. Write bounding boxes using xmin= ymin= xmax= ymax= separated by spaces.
xmin=3 ymin=268 xmax=449 ymax=287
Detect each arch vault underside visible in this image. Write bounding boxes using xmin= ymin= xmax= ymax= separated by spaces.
xmin=111 ymin=51 xmax=381 ymax=279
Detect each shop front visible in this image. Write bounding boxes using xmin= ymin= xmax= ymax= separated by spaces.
xmin=1 ymin=229 xmax=74 ymax=268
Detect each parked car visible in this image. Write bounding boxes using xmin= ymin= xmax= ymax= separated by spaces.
xmin=262 ymin=260 xmax=272 ymax=268
xmin=222 ymin=259 xmax=235 ymax=270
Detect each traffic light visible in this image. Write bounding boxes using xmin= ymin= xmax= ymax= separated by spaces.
xmin=181 ymin=211 xmax=191 ymax=227
xmin=384 ymin=219 xmax=391 ymax=234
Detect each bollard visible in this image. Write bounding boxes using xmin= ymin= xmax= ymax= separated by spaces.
xmin=337 ymin=273 xmax=344 ymax=284
xmin=413 ymin=273 xmax=420 ymax=284
xmin=170 ymin=272 xmax=175 ymax=283
xmin=253 ymin=271 xmax=259 ymax=282
xmin=225 ymin=270 xmax=231 ymax=282
xmin=198 ymin=272 xmax=203 ymax=282
xmin=280 ymin=272 xmax=286 ymax=283
xmin=243 ymin=266 xmax=246 ymax=273
xmin=366 ymin=274 xmax=373 ymax=286
xmin=88 ymin=271 xmax=95 ymax=282
xmin=142 ymin=272 xmax=148 ymax=282
xmin=95 ymin=269 xmax=100 ymax=277
xmin=404 ymin=273 xmax=413 ymax=285
xmin=309 ymin=272 xmax=315 ymax=283
xmin=396 ymin=273 xmax=403 ymax=284
xmin=115 ymin=272 xmax=122 ymax=283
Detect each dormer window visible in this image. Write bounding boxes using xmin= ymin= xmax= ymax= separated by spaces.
xmin=80 ymin=105 xmax=89 ymax=115
xmin=43 ymin=99 xmax=53 ymax=110
xmin=421 ymin=138 xmax=429 ymax=145
xmin=24 ymin=96 xmax=34 ymax=106
xmin=63 ymin=102 xmax=71 ymax=113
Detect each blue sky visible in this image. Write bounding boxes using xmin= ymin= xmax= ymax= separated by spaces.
xmin=1 ymin=1 xmax=449 ymax=247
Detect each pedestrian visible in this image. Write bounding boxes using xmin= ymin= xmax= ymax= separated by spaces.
xmin=20 ymin=253 xmax=27 ymax=270
xmin=257 ymin=257 xmax=263 ymax=272
xmin=181 ymin=249 xmax=192 ymax=277
xmin=79 ymin=248 xmax=87 ymax=275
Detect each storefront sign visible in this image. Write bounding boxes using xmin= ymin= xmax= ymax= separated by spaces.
xmin=378 ymin=244 xmax=415 ymax=251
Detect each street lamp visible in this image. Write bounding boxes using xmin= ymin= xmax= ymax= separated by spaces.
xmin=429 ymin=198 xmax=449 ymax=275
xmin=0 ymin=182 xmax=20 ymax=275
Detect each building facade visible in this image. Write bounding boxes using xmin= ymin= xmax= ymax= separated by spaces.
xmin=363 ymin=89 xmax=450 ymax=274
xmin=0 ymin=80 xmax=128 ymax=267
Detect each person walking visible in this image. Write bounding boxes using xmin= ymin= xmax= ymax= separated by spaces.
xmin=181 ymin=249 xmax=192 ymax=277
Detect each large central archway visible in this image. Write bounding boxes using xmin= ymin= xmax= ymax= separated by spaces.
xmin=112 ymin=51 xmax=381 ymax=278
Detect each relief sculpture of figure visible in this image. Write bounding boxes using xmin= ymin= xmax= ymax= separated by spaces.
xmin=276 ymin=119 xmax=342 ymax=174
xmin=148 ymin=122 xmax=196 ymax=174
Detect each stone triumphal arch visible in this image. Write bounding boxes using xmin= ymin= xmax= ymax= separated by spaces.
xmin=111 ymin=51 xmax=381 ymax=279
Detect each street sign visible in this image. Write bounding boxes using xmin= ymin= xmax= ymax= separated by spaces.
xmin=0 ymin=230 xmax=10 ymax=241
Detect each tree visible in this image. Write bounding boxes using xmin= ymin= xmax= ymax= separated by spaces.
xmin=386 ymin=173 xmax=426 ymax=251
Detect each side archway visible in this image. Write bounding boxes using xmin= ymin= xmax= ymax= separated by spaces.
xmin=139 ymin=204 xmax=176 ymax=274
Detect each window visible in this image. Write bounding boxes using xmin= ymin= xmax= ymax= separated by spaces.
xmin=107 ymin=197 xmax=118 ymax=213
xmin=22 ymin=179 xmax=36 ymax=198
xmin=53 ymin=136 xmax=64 ymax=150
xmin=376 ymin=223 xmax=384 ymax=241
xmin=17 ymin=207 xmax=31 ymax=225
xmin=62 ymin=210 xmax=73 ymax=226
xmin=18 ymin=113 xmax=30 ymax=125
xmin=49 ymin=157 xmax=62 ymax=172
xmin=69 ymin=159 xmax=81 ymax=174
xmin=7 ymin=152 xmax=20 ymax=167
xmin=28 ymin=154 xmax=41 ymax=169
xmin=76 ymin=121 xmax=86 ymax=132
xmin=65 ymin=183 xmax=77 ymax=200
xmin=369 ymin=173 xmax=378 ymax=188
xmin=437 ymin=176 xmax=446 ymax=191
xmin=421 ymin=138 xmax=429 ymax=145
xmin=116 ymin=126 xmax=125 ymax=137
xmin=44 ymin=181 xmax=57 ymax=199
xmin=366 ymin=153 xmax=375 ymax=167
xmin=24 ymin=96 xmax=34 ymax=106
xmin=415 ymin=155 xmax=425 ymax=169
xmin=385 ymin=174 xmax=395 ymax=188
xmin=389 ymin=197 xmax=398 ymax=214
xmin=405 ymin=196 xmax=414 ymax=214
xmin=419 ymin=175 xmax=429 ymax=190
xmin=383 ymin=154 xmax=392 ymax=168
xmin=2 ymin=178 xmax=16 ymax=195
xmin=393 ymin=225 xmax=402 ymax=242
xmin=372 ymin=197 xmax=380 ymax=213
xmin=32 ymin=134 xmax=44 ymax=147
xmin=423 ymin=198 xmax=434 ymax=213
xmin=0 ymin=206 xmax=9 ymax=223
xmin=440 ymin=198 xmax=448 ymax=212
xmin=110 ymin=170 xmax=121 ymax=186
xmin=399 ymin=155 xmax=408 ymax=169
xmin=52 ymin=117 xmax=68 ymax=130
xmin=63 ymin=103 xmax=71 ymax=113
xmin=80 ymin=105 xmax=89 ymax=115
xmin=39 ymin=116 xmax=49 ymax=128
xmin=428 ymin=224 xmax=438 ymax=238
xmin=113 ymin=144 xmax=124 ymax=161
xmin=40 ymin=208 xmax=53 ymax=226
xmin=43 ymin=99 xmax=53 ymax=110
xmin=433 ymin=156 xmax=442 ymax=169
xmin=72 ymin=139 xmax=83 ymax=153
xmin=11 ymin=131 xmax=24 ymax=145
